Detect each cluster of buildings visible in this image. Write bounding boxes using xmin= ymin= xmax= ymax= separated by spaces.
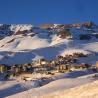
xmin=0 ymin=52 xmax=96 ymax=76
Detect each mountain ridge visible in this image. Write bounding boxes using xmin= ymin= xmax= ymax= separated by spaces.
xmin=0 ymin=21 xmax=98 ymax=65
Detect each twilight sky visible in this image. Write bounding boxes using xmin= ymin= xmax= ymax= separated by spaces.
xmin=0 ymin=0 xmax=97 ymax=25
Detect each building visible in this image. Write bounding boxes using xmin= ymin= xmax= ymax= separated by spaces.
xmin=0 ymin=64 xmax=7 ymax=73
xmin=96 ymin=61 xmax=98 ymax=70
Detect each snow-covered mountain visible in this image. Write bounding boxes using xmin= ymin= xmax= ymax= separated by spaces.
xmin=0 ymin=22 xmax=98 ymax=65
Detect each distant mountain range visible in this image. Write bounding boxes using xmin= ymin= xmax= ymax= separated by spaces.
xmin=0 ymin=22 xmax=98 ymax=65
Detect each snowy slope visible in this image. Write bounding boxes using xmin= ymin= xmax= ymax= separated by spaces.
xmin=38 ymin=79 xmax=98 ymax=98
xmin=6 ymin=70 xmax=98 ymax=98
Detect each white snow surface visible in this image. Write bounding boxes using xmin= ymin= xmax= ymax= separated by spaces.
xmin=38 ymin=80 xmax=98 ymax=98
xmin=4 ymin=70 xmax=98 ymax=98
xmin=10 ymin=24 xmax=33 ymax=33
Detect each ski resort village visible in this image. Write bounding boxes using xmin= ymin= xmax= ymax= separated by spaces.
xmin=0 ymin=22 xmax=98 ymax=98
